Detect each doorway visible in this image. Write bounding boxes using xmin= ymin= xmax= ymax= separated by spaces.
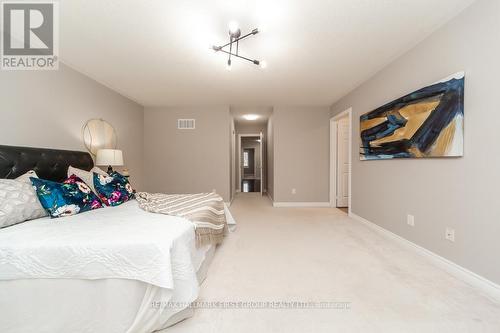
xmin=243 ymin=148 xmax=255 ymax=176
xmin=330 ymin=108 xmax=352 ymax=213
xmin=238 ymin=134 xmax=263 ymax=194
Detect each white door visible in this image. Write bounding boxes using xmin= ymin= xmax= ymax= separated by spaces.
xmin=259 ymin=132 xmax=263 ymax=195
xmin=336 ymin=116 xmax=350 ymax=207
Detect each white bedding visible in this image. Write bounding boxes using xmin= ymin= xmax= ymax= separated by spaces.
xmin=0 ymin=200 xmax=232 ymax=332
xmin=0 ymin=247 xmax=215 ymax=333
xmin=0 ymin=200 xmax=196 ymax=287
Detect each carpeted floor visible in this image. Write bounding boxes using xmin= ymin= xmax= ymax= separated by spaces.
xmin=166 ymin=193 xmax=500 ymax=333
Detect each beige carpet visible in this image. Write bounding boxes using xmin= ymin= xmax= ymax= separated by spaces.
xmin=166 ymin=193 xmax=500 ymax=333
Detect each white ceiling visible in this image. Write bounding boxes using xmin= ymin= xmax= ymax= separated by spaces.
xmin=60 ymin=0 xmax=475 ymax=107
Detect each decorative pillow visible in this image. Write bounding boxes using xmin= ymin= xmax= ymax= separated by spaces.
xmin=67 ymin=165 xmax=108 ymax=195
xmin=0 ymin=179 xmax=47 ymax=228
xmin=30 ymin=175 xmax=103 ymax=218
xmin=93 ymin=171 xmax=134 ymax=207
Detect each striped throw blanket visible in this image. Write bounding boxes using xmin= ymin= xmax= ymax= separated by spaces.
xmin=136 ymin=192 xmax=227 ymax=247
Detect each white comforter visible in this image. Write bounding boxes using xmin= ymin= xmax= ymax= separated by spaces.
xmin=0 ymin=200 xmax=198 ymax=289
xmin=0 ymin=200 xmax=234 ymax=332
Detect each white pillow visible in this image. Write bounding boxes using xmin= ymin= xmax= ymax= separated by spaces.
xmin=67 ymin=166 xmax=107 ymax=195
xmin=0 ymin=179 xmax=47 ymax=228
xmin=15 ymin=170 xmax=39 ymax=184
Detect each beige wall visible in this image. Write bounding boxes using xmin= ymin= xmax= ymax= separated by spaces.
xmin=273 ymin=106 xmax=331 ymax=202
xmin=143 ymin=106 xmax=231 ymax=201
xmin=0 ymin=63 xmax=145 ymax=189
xmin=235 ymin=123 xmax=267 ymax=135
xmin=331 ymin=0 xmax=500 ymax=284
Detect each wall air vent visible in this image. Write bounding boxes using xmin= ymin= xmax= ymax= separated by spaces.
xmin=177 ymin=119 xmax=195 ymax=130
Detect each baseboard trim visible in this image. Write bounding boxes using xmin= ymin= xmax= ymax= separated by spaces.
xmin=273 ymin=202 xmax=331 ymax=208
xmin=349 ymin=212 xmax=500 ymax=302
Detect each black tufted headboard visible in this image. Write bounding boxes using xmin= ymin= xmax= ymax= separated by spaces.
xmin=0 ymin=145 xmax=93 ymax=182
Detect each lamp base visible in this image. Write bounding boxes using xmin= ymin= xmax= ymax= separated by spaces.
xmin=107 ymin=165 xmax=114 ymax=174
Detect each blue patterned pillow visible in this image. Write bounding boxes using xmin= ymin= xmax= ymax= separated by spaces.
xmin=93 ymin=171 xmax=134 ymax=207
xmin=30 ymin=175 xmax=103 ymax=218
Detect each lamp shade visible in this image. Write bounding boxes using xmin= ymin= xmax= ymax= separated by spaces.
xmin=95 ymin=149 xmax=124 ymax=166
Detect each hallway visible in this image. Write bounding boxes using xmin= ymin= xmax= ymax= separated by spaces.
xmin=167 ymin=193 xmax=500 ymax=333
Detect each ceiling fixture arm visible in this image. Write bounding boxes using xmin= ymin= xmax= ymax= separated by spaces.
xmin=228 ymin=36 xmax=233 ymax=67
xmin=217 ymin=49 xmax=259 ymax=65
xmin=212 ymin=25 xmax=262 ymax=68
xmin=215 ymin=29 xmax=259 ymax=50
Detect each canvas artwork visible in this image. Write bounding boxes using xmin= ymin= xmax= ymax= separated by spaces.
xmin=360 ymin=72 xmax=464 ymax=160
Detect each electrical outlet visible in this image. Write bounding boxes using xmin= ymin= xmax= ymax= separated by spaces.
xmin=445 ymin=228 xmax=455 ymax=242
xmin=291 ymin=188 xmax=297 ymax=195
xmin=407 ymin=214 xmax=415 ymax=227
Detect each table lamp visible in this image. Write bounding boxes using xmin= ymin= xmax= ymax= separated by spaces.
xmin=96 ymin=149 xmax=123 ymax=173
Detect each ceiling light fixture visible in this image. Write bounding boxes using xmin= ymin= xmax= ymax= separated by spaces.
xmin=243 ymin=114 xmax=260 ymax=121
xmin=212 ymin=22 xmax=264 ymax=69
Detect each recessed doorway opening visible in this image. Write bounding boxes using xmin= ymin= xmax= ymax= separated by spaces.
xmin=229 ymin=107 xmax=273 ymax=202
xmin=238 ymin=135 xmax=263 ymax=193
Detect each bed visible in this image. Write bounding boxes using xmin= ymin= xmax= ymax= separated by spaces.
xmin=0 ymin=145 xmax=230 ymax=332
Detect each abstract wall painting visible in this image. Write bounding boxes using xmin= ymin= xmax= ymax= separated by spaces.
xmin=360 ymin=72 xmax=464 ymax=160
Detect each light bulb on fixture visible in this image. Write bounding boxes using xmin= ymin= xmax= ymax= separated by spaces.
xmin=228 ymin=21 xmax=239 ymax=34
xmin=226 ymin=59 xmax=232 ymax=71
xmin=243 ymin=114 xmax=259 ymax=121
xmin=260 ymin=61 xmax=267 ymax=69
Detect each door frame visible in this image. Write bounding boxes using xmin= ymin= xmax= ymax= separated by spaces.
xmin=330 ymin=107 xmax=352 ymax=213
xmin=237 ymin=133 xmax=263 ymax=192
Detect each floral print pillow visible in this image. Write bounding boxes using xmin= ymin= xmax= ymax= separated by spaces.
xmin=30 ymin=175 xmax=103 ymax=218
xmin=93 ymin=171 xmax=134 ymax=207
